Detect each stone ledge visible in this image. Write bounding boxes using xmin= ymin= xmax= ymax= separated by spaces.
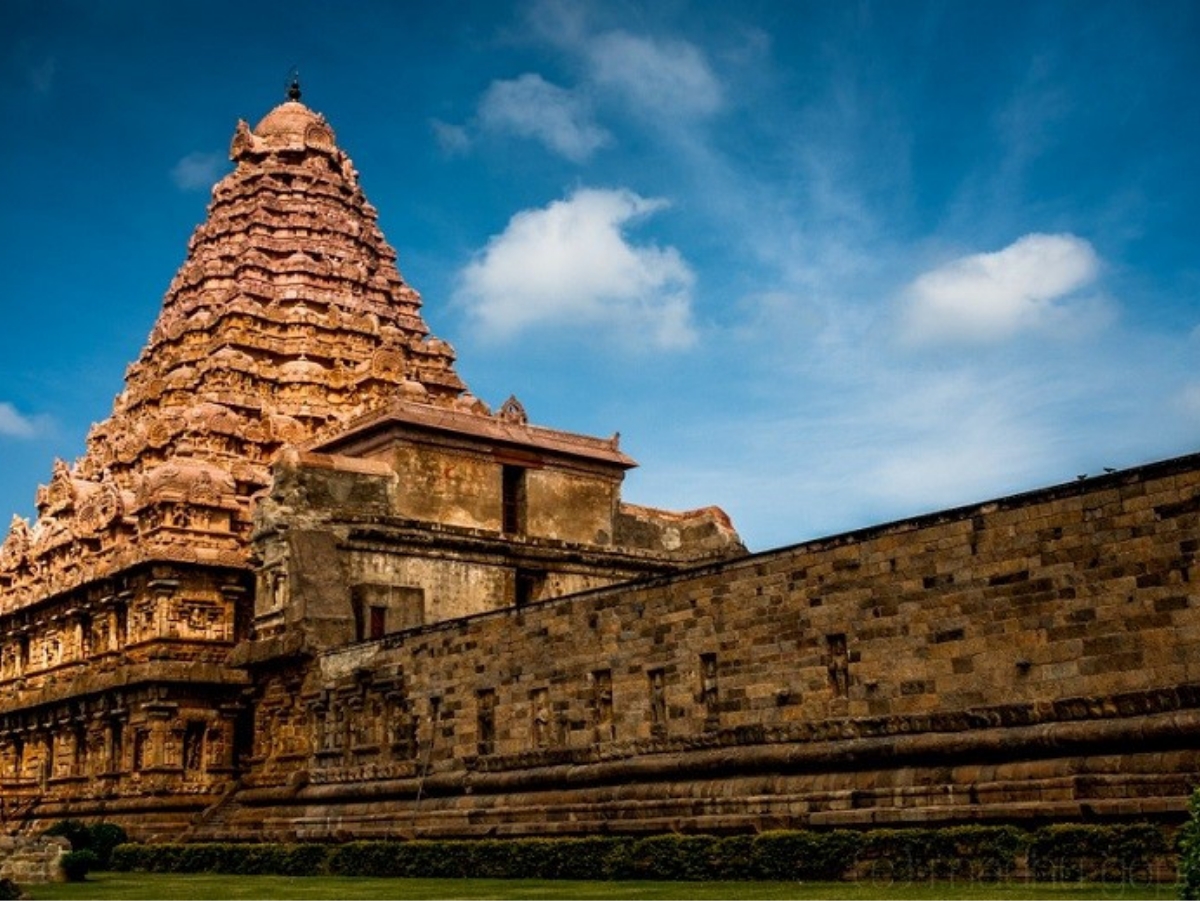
xmin=0 ymin=659 xmax=250 ymax=715
xmin=233 ymin=707 xmax=1200 ymax=808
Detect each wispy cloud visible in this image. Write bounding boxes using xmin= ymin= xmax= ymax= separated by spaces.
xmin=522 ymin=0 xmax=723 ymax=124
xmin=431 ymin=119 xmax=471 ymax=156
xmin=898 ymin=233 xmax=1103 ymax=345
xmin=0 ymin=403 xmax=44 ymax=439
xmin=170 ymin=151 xmax=226 ymax=191
xmin=456 ymin=188 xmax=696 ymax=349
xmin=584 ymin=31 xmax=722 ymax=120
xmin=478 ymin=73 xmax=610 ymax=162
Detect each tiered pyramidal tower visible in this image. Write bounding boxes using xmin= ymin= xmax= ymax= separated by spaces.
xmin=0 ymin=85 xmax=743 ymax=833
xmin=0 ymin=85 xmax=480 ymax=817
xmin=0 ymin=83 xmax=470 ymax=607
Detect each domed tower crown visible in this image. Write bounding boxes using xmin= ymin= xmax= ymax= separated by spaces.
xmin=0 ymin=88 xmax=468 ymax=607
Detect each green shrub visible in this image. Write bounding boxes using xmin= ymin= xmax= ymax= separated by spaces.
xmin=108 ymin=844 xmax=141 ymax=872
xmin=1029 ymin=822 xmax=1168 ymax=883
xmin=44 ymin=820 xmax=130 ymax=870
xmin=61 ymin=849 xmax=100 ymax=882
xmin=0 ymin=878 xmax=22 ymax=900
xmin=275 ymin=844 xmax=330 ymax=877
xmin=750 ymin=830 xmax=860 ymax=881
xmin=944 ymin=826 xmax=1028 ymax=881
xmin=44 ymin=820 xmax=91 ymax=852
xmin=704 ymin=834 xmax=754 ymax=881
xmin=617 ymin=835 xmax=720 ymax=881
xmin=1180 ymin=789 xmax=1200 ymax=899
xmin=328 ymin=841 xmax=406 ymax=878
xmin=106 ymin=842 xmax=330 ymax=876
xmin=86 ymin=823 xmax=129 ymax=869
xmin=857 ymin=826 xmax=1026 ymax=882
xmin=100 ymin=823 xmax=1175 ymax=883
xmin=540 ymin=837 xmax=633 ymax=880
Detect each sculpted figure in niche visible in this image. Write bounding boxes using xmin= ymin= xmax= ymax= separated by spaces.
xmin=272 ymin=571 xmax=288 ymax=609
xmin=591 ymin=670 xmax=614 ymax=742
xmin=331 ymin=705 xmax=345 ymax=751
xmin=388 ymin=701 xmax=416 ymax=757
xmin=1 ymin=645 xmax=16 ymax=679
xmin=168 ymin=505 xmax=193 ymax=529
xmin=93 ymin=616 xmax=110 ymax=654
xmin=828 ymin=634 xmax=850 ymax=698
xmin=348 ymin=704 xmax=366 ymax=747
xmin=700 ymin=654 xmax=719 ymax=722
xmin=86 ymin=729 xmax=103 ymax=777
xmin=43 ymin=635 xmax=61 ymax=668
xmin=320 ymin=706 xmax=336 ymax=751
xmin=531 ymin=689 xmax=551 ymax=749
xmin=206 ymin=726 xmax=225 ymax=770
xmin=183 ymin=726 xmax=203 ymax=773
xmin=368 ymin=698 xmax=385 ymax=746
xmin=255 ymin=710 xmax=274 ymax=759
xmin=649 ymin=669 xmax=667 ymax=733
xmin=309 ymin=706 xmax=325 ymax=752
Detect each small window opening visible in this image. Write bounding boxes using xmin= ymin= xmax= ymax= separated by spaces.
xmin=502 ymin=465 xmax=527 ymax=535
xmin=477 ymin=689 xmax=496 ymax=756
xmin=109 ymin=721 xmax=124 ymax=772
xmin=515 ymin=569 xmax=542 ymax=607
xmin=369 ymin=605 xmax=387 ymax=640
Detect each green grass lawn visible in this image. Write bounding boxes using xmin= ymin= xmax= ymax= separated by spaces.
xmin=26 ymin=872 xmax=1180 ymax=900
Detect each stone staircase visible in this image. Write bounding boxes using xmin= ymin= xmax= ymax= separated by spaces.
xmin=182 ymin=783 xmax=243 ymax=842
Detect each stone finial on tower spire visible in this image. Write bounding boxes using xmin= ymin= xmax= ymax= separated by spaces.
xmin=286 ymin=68 xmax=301 ymax=102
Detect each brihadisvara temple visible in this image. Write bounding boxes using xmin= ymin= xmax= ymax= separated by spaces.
xmin=1 ymin=86 xmax=1197 ymax=841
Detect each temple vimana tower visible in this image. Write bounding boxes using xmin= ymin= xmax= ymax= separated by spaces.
xmin=1 ymin=85 xmax=1198 ymax=840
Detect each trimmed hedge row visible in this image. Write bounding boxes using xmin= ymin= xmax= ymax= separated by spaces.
xmin=108 ymin=823 xmax=1172 ymax=883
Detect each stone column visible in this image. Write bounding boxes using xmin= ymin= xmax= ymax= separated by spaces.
xmin=146 ymin=712 xmax=172 ymax=769
xmin=213 ymin=707 xmax=239 ymax=772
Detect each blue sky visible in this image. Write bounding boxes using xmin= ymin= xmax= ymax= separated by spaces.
xmin=3 ymin=0 xmax=1199 ymax=551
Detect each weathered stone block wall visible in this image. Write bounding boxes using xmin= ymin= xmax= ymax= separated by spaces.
xmin=524 ymin=468 xmax=618 ymax=546
xmin=0 ymin=834 xmax=68 ymax=884
xmin=221 ymin=454 xmax=1200 ymax=839
xmin=386 ymin=443 xmax=498 ymax=531
xmin=327 ymin=454 xmax=1200 ymax=748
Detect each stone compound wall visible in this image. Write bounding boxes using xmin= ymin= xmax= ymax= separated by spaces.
xmin=0 ymin=834 xmax=67 ymax=884
xmin=215 ymin=453 xmax=1200 ymax=840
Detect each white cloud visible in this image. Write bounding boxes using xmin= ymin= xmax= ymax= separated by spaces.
xmin=586 ymin=31 xmax=722 ymax=119
xmin=431 ymin=119 xmax=471 ymax=155
xmin=0 ymin=403 xmax=41 ymax=439
xmin=478 ymin=74 xmax=610 ymax=162
xmin=170 ymin=151 xmax=226 ymax=191
xmin=456 ymin=188 xmax=696 ymax=349
xmin=855 ymin=373 xmax=1053 ymax=510
xmin=900 ymin=233 xmax=1101 ymax=345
